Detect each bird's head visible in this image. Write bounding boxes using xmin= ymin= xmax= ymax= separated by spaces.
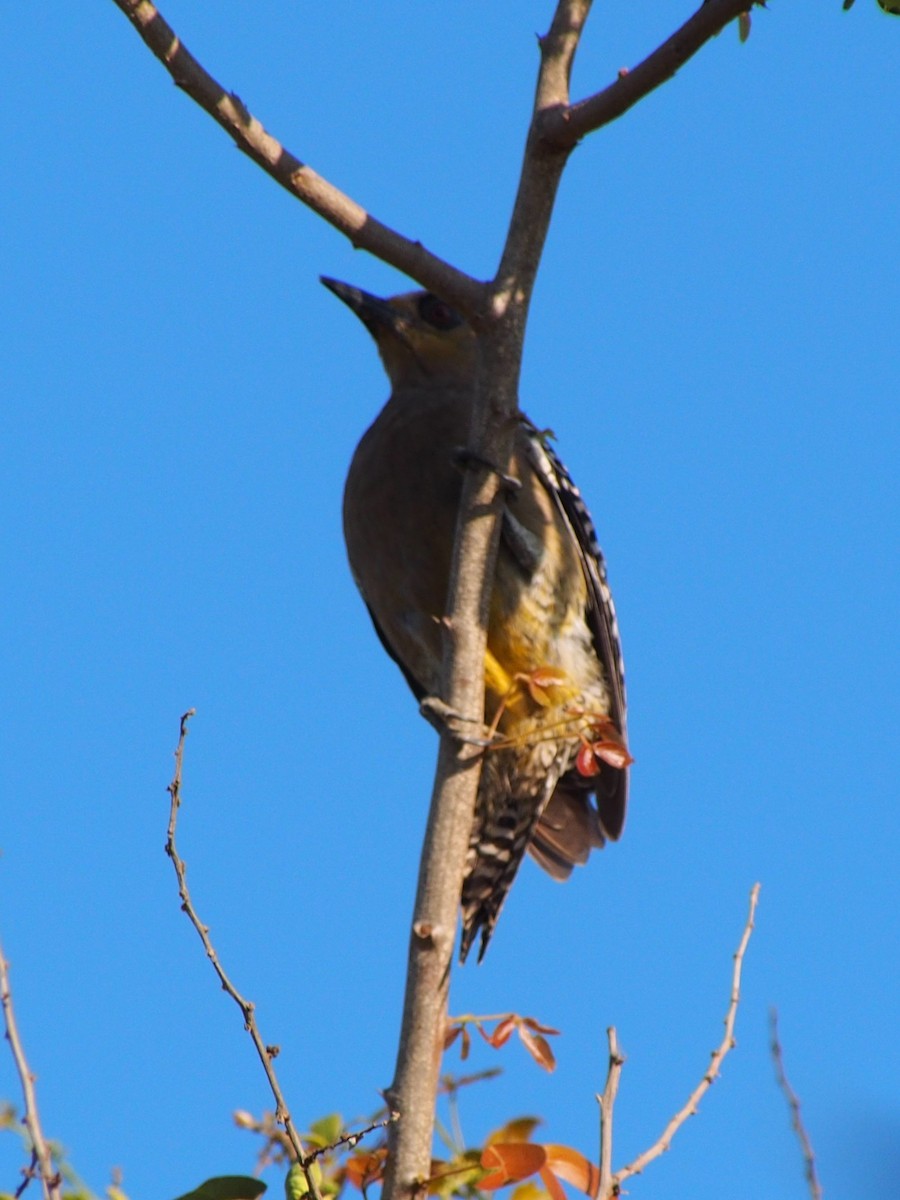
xmin=321 ymin=277 xmax=477 ymax=391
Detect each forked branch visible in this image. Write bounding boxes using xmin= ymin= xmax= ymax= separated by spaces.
xmin=0 ymin=943 xmax=62 ymax=1200
xmin=608 ymin=882 xmax=761 ymax=1193
xmin=165 ymin=710 xmax=323 ymax=1200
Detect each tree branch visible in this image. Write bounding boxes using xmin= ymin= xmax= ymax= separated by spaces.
xmin=0 ymin=942 xmax=62 ymax=1200
xmin=165 ymin=710 xmax=323 ymax=1200
xmin=769 ymin=1009 xmax=823 ymax=1200
xmin=112 ymin=5 xmax=767 ymax=1198
xmin=382 ymin=7 xmax=594 ymax=1195
xmin=541 ymin=1 xmax=759 ymax=147
xmin=613 ymin=882 xmax=761 ymax=1190
xmin=107 ymin=0 xmax=482 ymax=315
xmin=596 ymin=1026 xmax=624 ymax=1200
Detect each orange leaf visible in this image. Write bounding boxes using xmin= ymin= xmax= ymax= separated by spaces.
xmin=543 ymin=1146 xmax=600 ymax=1199
xmin=486 ymin=1118 xmax=542 ymax=1146
xmin=537 ymin=1167 xmax=568 ymax=1200
xmin=518 ymin=1026 xmax=556 ymax=1072
xmin=344 ymin=1149 xmax=387 ymax=1190
xmin=481 ymin=1143 xmax=547 ymax=1190
xmin=525 ymin=667 xmax=571 ymax=707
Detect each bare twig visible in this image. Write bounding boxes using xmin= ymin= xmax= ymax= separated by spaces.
xmin=0 ymin=944 xmax=62 ymax=1200
xmin=107 ymin=0 xmax=481 ymax=317
xmin=542 ymin=1 xmax=761 ymax=146
xmin=166 ymin=710 xmax=323 ymax=1200
xmin=770 ymin=1009 xmax=823 ymax=1200
xmin=596 ymin=1027 xmax=624 ymax=1200
xmin=308 ymin=1113 xmax=400 ymax=1162
xmin=613 ymin=882 xmax=761 ymax=1190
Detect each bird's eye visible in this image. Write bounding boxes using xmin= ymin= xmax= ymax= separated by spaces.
xmin=418 ymin=293 xmax=463 ymax=331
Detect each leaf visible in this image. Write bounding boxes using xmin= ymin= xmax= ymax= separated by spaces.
xmin=308 ymin=1113 xmax=343 ymax=1148
xmin=480 ymin=1016 xmax=516 ymax=1048
xmin=343 ymin=1150 xmax=387 ymax=1192
xmin=481 ymin=1143 xmax=546 ymax=1190
xmin=511 ymin=1183 xmax=552 ymax=1200
xmin=486 ymin=1117 xmax=542 ymax=1146
xmin=173 ymin=1177 xmax=267 ymax=1200
xmin=460 ymin=1025 xmax=471 ymax=1060
xmin=521 ymin=1017 xmax=560 ymax=1036
xmin=524 ymin=667 xmax=571 ymax=707
xmin=517 ymin=1026 xmax=557 ymax=1072
xmin=591 ymin=741 xmax=633 ymax=770
xmin=878 ymin=0 xmax=900 ymax=12
xmin=543 ymin=1146 xmax=600 ymax=1199
xmin=443 ymin=1023 xmax=461 ymax=1050
xmin=843 ymin=0 xmax=856 ymax=8
xmin=738 ymin=11 xmax=751 ymax=41
xmin=575 ymin=744 xmax=600 ymax=778
xmin=284 ymin=1165 xmax=322 ymax=1200
xmin=537 ymin=1168 xmax=567 ymax=1200
xmin=427 ymin=1151 xmax=483 ymax=1197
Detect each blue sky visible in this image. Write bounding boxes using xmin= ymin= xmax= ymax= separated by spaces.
xmin=2 ymin=4 xmax=898 ymax=1199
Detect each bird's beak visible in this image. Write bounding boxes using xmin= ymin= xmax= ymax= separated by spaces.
xmin=320 ymin=277 xmax=399 ymax=336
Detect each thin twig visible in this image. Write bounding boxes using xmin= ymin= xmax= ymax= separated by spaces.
xmin=307 ymin=1113 xmax=400 ymax=1162
xmin=769 ymin=1009 xmax=823 ymax=1200
xmin=542 ymin=0 xmax=761 ymax=146
xmin=613 ymin=882 xmax=761 ymax=1189
xmin=166 ymin=710 xmax=323 ymax=1200
xmin=107 ymin=0 xmax=481 ymax=317
xmin=0 ymin=943 xmax=62 ymax=1200
xmin=596 ymin=1027 xmax=624 ymax=1200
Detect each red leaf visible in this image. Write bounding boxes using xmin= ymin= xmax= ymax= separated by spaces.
xmin=591 ymin=741 xmax=634 ymax=770
xmin=521 ymin=1017 xmax=560 ymax=1036
xmin=460 ymin=1025 xmax=471 ymax=1061
xmin=518 ymin=1026 xmax=556 ymax=1072
xmin=575 ymin=744 xmax=600 ymax=778
xmin=483 ymin=1016 xmax=517 ymax=1048
xmin=443 ymin=1024 xmax=461 ymax=1051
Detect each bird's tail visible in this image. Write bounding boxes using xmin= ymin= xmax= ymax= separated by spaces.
xmin=459 ymin=765 xmax=558 ymax=963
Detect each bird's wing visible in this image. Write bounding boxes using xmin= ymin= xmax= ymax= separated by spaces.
xmin=519 ymin=416 xmax=629 ymax=839
xmin=361 ymin=596 xmax=428 ymax=701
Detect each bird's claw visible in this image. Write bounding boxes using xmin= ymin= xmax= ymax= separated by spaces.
xmin=419 ymin=696 xmax=494 ymax=746
xmin=452 ymin=447 xmax=521 ymax=494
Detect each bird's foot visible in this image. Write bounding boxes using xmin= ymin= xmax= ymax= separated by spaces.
xmin=452 ymin=447 xmax=521 ymax=494
xmin=419 ymin=696 xmax=494 ymax=746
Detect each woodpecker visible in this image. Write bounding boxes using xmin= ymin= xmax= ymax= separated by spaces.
xmin=324 ymin=277 xmax=630 ymax=962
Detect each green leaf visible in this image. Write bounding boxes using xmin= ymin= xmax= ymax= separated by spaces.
xmin=173 ymin=1176 xmax=266 ymax=1200
xmin=877 ymin=0 xmax=900 ymax=13
xmin=285 ymin=1163 xmax=323 ymax=1200
xmin=307 ymin=1114 xmax=343 ymax=1148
